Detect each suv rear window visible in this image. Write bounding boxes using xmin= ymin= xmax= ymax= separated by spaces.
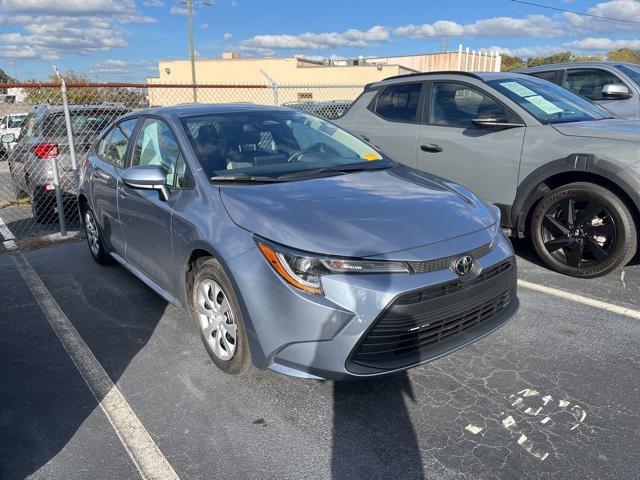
xmin=373 ymin=83 xmax=422 ymax=122
xmin=43 ymin=110 xmax=124 ymax=137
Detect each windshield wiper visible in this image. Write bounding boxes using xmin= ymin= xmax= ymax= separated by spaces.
xmin=210 ymin=175 xmax=282 ymax=183
xmin=276 ymin=162 xmax=392 ymax=180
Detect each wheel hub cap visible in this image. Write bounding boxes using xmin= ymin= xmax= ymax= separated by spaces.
xmin=195 ymin=279 xmax=237 ymax=361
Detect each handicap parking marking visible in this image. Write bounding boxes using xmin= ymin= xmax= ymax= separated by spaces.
xmin=0 ymin=215 xmax=180 ymax=480
xmin=464 ymin=387 xmax=590 ymax=462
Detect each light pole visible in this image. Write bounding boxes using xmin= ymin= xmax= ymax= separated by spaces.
xmin=180 ymin=0 xmax=210 ymax=103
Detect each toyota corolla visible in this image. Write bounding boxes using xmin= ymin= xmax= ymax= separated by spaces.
xmin=79 ymin=104 xmax=518 ymax=380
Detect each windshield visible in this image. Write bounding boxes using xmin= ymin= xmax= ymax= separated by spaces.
xmin=616 ymin=64 xmax=640 ymax=87
xmin=8 ymin=115 xmax=26 ymax=129
xmin=487 ymin=76 xmax=613 ymax=124
xmin=182 ymin=110 xmax=390 ymax=180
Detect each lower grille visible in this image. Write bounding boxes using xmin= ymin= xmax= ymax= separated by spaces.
xmin=348 ymin=259 xmax=516 ymax=373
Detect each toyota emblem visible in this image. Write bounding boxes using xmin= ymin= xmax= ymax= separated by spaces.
xmin=454 ymin=255 xmax=474 ymax=276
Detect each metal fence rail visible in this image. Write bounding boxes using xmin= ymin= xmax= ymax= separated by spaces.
xmin=0 ymin=80 xmax=365 ymax=243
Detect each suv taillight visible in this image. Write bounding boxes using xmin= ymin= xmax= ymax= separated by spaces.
xmin=34 ymin=143 xmax=59 ymax=159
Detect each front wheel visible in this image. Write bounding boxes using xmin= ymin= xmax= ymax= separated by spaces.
xmin=531 ymin=182 xmax=637 ymax=278
xmin=189 ymin=258 xmax=251 ymax=375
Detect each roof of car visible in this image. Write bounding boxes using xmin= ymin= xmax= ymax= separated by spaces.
xmin=131 ymin=103 xmax=295 ymax=119
xmin=519 ymin=61 xmax=638 ymax=72
xmin=370 ymin=70 xmax=531 ymax=88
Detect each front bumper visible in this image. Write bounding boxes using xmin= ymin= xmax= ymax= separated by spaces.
xmin=227 ymin=232 xmax=518 ymax=381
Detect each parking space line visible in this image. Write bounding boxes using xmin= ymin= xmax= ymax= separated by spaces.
xmin=518 ymin=279 xmax=640 ymax=320
xmin=1 ymin=217 xmax=180 ymax=480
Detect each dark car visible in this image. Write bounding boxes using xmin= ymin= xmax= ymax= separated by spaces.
xmin=8 ymin=104 xmax=128 ymax=222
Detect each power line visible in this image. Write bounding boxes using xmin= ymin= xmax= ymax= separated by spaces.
xmin=511 ymin=0 xmax=640 ymax=25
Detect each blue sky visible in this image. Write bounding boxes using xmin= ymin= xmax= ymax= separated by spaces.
xmin=1 ymin=0 xmax=639 ymax=81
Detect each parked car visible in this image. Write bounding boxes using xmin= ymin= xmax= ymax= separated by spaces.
xmin=0 ymin=111 xmax=28 ymax=160
xmin=519 ymin=62 xmax=640 ymax=118
xmin=336 ymin=71 xmax=640 ymax=278
xmin=8 ymin=104 xmax=128 ymax=222
xmin=283 ymin=100 xmax=352 ymax=119
xmin=79 ymin=104 xmax=517 ymax=380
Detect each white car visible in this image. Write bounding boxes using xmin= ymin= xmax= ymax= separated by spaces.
xmin=0 ymin=112 xmax=28 ymax=160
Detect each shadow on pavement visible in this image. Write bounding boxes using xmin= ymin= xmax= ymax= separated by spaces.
xmin=0 ymin=244 xmax=166 ymax=479
xmin=331 ymin=373 xmax=425 ymax=480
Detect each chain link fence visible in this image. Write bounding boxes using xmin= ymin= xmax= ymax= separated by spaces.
xmin=0 ymin=81 xmax=364 ymax=244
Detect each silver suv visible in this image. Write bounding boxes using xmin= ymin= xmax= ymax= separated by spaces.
xmin=336 ymin=71 xmax=640 ymax=278
xmin=8 ymin=104 xmax=128 ymax=223
xmin=520 ymin=61 xmax=640 ymax=118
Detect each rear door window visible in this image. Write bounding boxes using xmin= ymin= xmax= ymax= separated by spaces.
xmin=98 ymin=119 xmax=137 ymax=167
xmin=373 ymin=82 xmax=423 ymax=122
xmin=43 ymin=110 xmax=123 ymax=137
xmin=529 ymin=70 xmax=559 ymax=84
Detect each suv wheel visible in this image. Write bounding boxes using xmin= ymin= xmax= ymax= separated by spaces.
xmin=189 ymin=258 xmax=250 ymax=375
xmin=531 ymin=182 xmax=637 ymax=278
xmin=83 ymin=208 xmax=112 ymax=265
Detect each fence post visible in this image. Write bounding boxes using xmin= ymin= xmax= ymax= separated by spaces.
xmin=260 ymin=69 xmax=279 ymax=106
xmin=52 ymin=66 xmax=73 ymax=236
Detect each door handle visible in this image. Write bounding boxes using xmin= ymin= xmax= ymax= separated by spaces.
xmin=420 ymin=144 xmax=443 ymax=153
xmin=117 ymin=186 xmax=128 ymax=198
xmin=360 ymin=134 xmax=371 ymax=143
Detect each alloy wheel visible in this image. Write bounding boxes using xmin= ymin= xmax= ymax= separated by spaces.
xmin=195 ymin=279 xmax=237 ymax=361
xmin=84 ymin=211 xmax=100 ymax=257
xmin=540 ymin=197 xmax=616 ymax=269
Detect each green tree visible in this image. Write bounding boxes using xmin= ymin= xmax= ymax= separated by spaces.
xmin=607 ymin=48 xmax=640 ymax=63
xmin=500 ymin=54 xmax=526 ymax=72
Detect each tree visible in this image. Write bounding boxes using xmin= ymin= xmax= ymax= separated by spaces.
xmin=500 ymin=54 xmax=526 ymax=72
xmin=25 ymin=70 xmax=146 ymax=109
xmin=607 ymin=48 xmax=640 ymax=63
xmin=0 ymin=67 xmax=12 ymax=83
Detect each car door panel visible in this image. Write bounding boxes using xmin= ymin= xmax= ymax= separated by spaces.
xmin=91 ymin=159 xmax=126 ymax=254
xmin=417 ymin=81 xmax=525 ymax=207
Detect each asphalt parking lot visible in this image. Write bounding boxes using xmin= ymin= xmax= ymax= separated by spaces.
xmin=1 ymin=238 xmax=639 ymax=480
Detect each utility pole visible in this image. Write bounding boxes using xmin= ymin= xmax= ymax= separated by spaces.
xmin=180 ymin=0 xmax=210 ymax=103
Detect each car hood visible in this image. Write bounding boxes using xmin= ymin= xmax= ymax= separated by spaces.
xmin=220 ymin=166 xmax=495 ymax=258
xmin=552 ymin=119 xmax=640 ymax=143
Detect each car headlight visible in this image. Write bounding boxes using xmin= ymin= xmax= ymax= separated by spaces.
xmin=486 ymin=203 xmax=502 ymax=248
xmin=256 ymin=239 xmax=409 ymax=295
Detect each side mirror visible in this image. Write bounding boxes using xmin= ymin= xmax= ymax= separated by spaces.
xmin=472 ymin=112 xmax=524 ymax=129
xmin=1 ymin=133 xmax=15 ymax=143
xmin=122 ymin=165 xmax=170 ymax=202
xmin=601 ymin=84 xmax=632 ymax=99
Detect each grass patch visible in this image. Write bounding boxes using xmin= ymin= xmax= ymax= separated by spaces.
xmin=0 ymin=197 xmax=30 ymax=209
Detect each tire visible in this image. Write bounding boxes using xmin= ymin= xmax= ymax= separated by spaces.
xmin=189 ymin=258 xmax=251 ymax=375
xmin=531 ymin=182 xmax=637 ymax=278
xmin=31 ymin=191 xmax=56 ymax=224
xmin=82 ymin=208 xmax=112 ymax=265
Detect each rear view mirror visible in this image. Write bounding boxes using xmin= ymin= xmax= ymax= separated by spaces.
xmin=472 ymin=112 xmax=524 ymax=129
xmin=1 ymin=133 xmax=15 ymax=143
xmin=122 ymin=165 xmax=170 ymax=202
xmin=601 ymin=84 xmax=632 ymax=100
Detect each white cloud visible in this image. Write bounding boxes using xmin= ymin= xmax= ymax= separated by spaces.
xmin=565 ymin=36 xmax=640 ymax=50
xmin=240 ymin=26 xmax=389 ymax=50
xmin=394 ymin=15 xmax=561 ymax=39
xmin=0 ymin=0 xmax=155 ymax=61
xmin=86 ymin=58 xmax=154 ymax=80
xmin=223 ymin=32 xmax=233 ymax=40
xmin=170 ymin=5 xmax=188 ymax=15
xmin=143 ymin=0 xmax=164 ymax=6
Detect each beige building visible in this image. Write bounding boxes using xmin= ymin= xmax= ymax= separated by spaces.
xmin=146 ymin=46 xmax=502 ymax=107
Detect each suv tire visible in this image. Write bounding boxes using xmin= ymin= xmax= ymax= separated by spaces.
xmin=189 ymin=258 xmax=251 ymax=375
xmin=531 ymin=182 xmax=636 ymax=278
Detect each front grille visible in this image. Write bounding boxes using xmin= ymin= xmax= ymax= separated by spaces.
xmin=348 ymin=259 xmax=515 ymax=373
xmin=407 ymin=242 xmax=492 ymax=274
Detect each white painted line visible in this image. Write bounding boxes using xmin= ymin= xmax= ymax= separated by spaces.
xmin=518 ymin=279 xmax=640 ymax=320
xmin=0 ymin=215 xmax=17 ymax=251
xmin=2 ymin=217 xmax=179 ymax=480
xmin=465 ymin=424 xmax=483 ymax=435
